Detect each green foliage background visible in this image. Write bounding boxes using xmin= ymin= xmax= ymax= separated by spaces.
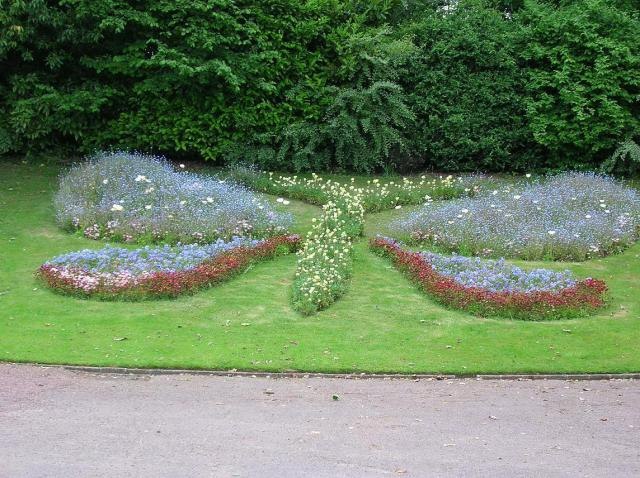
xmin=1 ymin=0 xmax=638 ymax=172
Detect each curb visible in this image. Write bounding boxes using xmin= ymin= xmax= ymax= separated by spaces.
xmin=7 ymin=363 xmax=639 ymax=381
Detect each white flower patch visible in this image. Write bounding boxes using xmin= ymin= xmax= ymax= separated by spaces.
xmin=396 ymin=172 xmax=640 ymax=260
xmin=54 ymin=152 xmax=292 ymax=243
xmin=292 ymin=182 xmax=364 ymax=313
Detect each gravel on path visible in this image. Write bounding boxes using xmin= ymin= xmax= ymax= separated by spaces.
xmin=1 ymin=363 xmax=639 ymax=477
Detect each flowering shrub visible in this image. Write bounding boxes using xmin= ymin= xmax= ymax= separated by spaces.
xmin=396 ymin=172 xmax=640 ymax=261
xmin=421 ymin=252 xmax=577 ymax=293
xmin=226 ymin=164 xmax=492 ymax=212
xmin=291 ymin=183 xmax=364 ymax=315
xmin=37 ymin=235 xmax=300 ymax=300
xmin=55 ymin=152 xmax=292 ymax=244
xmin=370 ymin=237 xmax=607 ymax=320
xmin=44 ymin=237 xmax=259 ymax=275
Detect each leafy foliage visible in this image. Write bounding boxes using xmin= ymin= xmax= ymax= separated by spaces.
xmin=517 ymin=0 xmax=640 ymax=168
xmin=277 ymin=82 xmax=415 ymax=172
xmin=0 ymin=0 xmax=339 ymax=159
xmin=398 ymin=1 xmax=537 ymax=172
xmin=1 ymin=0 xmax=639 ymax=172
xmin=601 ymin=138 xmax=640 ymax=175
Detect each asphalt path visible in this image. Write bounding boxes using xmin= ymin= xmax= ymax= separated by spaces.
xmin=1 ymin=363 xmax=639 ymax=477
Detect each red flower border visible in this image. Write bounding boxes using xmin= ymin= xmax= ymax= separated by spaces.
xmin=37 ymin=235 xmax=300 ymax=300
xmin=370 ymin=237 xmax=607 ymax=320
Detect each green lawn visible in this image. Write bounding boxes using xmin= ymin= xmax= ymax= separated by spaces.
xmin=1 ymin=162 xmax=639 ymax=374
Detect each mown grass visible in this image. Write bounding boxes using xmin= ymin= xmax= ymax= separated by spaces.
xmin=1 ymin=162 xmax=639 ymax=373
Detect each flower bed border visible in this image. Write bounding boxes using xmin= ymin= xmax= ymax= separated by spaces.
xmin=370 ymin=237 xmax=607 ymax=320
xmin=37 ymin=235 xmax=300 ymax=300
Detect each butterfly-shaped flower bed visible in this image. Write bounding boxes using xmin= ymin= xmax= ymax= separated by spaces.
xmin=370 ymin=236 xmax=607 ymax=320
xmin=38 ymin=235 xmax=300 ymax=300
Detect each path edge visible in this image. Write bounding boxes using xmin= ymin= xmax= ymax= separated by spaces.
xmin=3 ymin=362 xmax=639 ymax=380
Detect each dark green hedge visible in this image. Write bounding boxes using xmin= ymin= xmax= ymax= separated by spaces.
xmin=1 ymin=0 xmax=638 ymax=172
xmin=0 ymin=0 xmax=344 ymax=159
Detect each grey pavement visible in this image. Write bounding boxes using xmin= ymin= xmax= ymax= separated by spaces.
xmin=1 ymin=363 xmax=639 ymax=477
